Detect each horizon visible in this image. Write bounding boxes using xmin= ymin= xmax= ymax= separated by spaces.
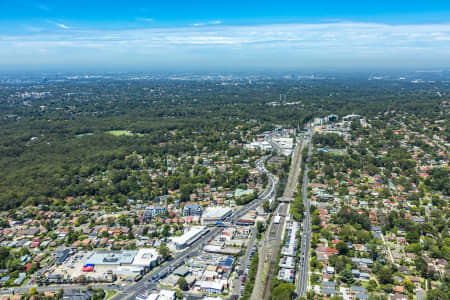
xmin=1 ymin=1 xmax=450 ymax=71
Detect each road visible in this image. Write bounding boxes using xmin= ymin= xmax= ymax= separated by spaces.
xmin=296 ymin=130 xmax=313 ymax=298
xmin=111 ymin=156 xmax=277 ymax=300
xmin=381 ymin=233 xmax=394 ymax=263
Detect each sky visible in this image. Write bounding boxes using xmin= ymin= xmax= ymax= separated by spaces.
xmin=1 ymin=0 xmax=450 ymax=71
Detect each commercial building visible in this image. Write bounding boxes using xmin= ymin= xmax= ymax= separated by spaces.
xmin=198 ymin=280 xmax=226 ymax=294
xmin=132 ymin=248 xmax=160 ymax=269
xmin=235 ymin=218 xmax=254 ymax=226
xmin=202 ymin=207 xmax=232 ymax=225
xmin=272 ymin=137 xmax=294 ymax=156
xmin=245 ymin=141 xmax=273 ymax=151
xmin=170 ymin=226 xmax=209 ymax=250
xmin=85 ymin=250 xmax=138 ymax=266
xmin=115 ymin=266 xmax=143 ymax=281
xmin=136 ymin=289 xmax=176 ymax=300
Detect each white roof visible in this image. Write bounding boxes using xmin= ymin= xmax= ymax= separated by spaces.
xmin=139 ymin=289 xmax=176 ymax=300
xmin=158 ymin=290 xmax=176 ymax=300
xmin=132 ymin=248 xmax=159 ymax=266
xmin=199 ymin=280 xmax=225 ymax=290
xmin=85 ymin=250 xmax=137 ymax=265
xmin=203 ymin=207 xmax=232 ymax=219
xmin=204 ymin=245 xmax=222 ymax=253
xmin=115 ymin=266 xmax=142 ymax=275
xmin=170 ymin=226 xmax=207 ymax=246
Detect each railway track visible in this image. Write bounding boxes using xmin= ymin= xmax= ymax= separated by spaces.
xmin=283 ymin=139 xmax=304 ymax=199
xmin=252 ymin=138 xmax=306 ymax=300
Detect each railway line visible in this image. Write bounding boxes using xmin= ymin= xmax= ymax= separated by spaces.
xmin=252 ymin=137 xmax=305 ymax=300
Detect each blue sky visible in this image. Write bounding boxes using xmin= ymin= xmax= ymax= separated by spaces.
xmin=1 ymin=0 xmax=450 ymax=71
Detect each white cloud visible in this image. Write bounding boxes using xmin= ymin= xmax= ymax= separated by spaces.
xmin=6 ymin=22 xmax=450 ymax=47
xmin=2 ymin=21 xmax=450 ymax=68
xmin=55 ymin=23 xmax=71 ymax=29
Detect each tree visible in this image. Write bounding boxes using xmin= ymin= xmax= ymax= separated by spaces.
xmin=340 ymin=269 xmax=354 ymax=284
xmin=351 ymin=119 xmax=361 ymax=130
xmin=377 ymin=266 xmax=393 ymax=284
xmin=406 ymin=230 xmax=420 ymax=244
xmin=367 ymin=279 xmax=378 ymax=292
xmin=310 ymin=273 xmax=320 ymax=284
xmin=334 ymin=256 xmax=346 ymax=273
xmin=263 ymin=200 xmax=270 ymax=213
xmin=29 ymin=287 xmax=37 ymax=295
xmin=158 ymin=242 xmax=170 ymax=260
xmin=426 ymin=289 xmax=447 ymax=300
xmin=404 ymin=277 xmax=415 ymax=293
xmin=162 ymin=224 xmax=171 ymax=237
xmin=271 ymin=282 xmax=295 ymax=300
xmin=312 ymin=214 xmax=321 ymax=226
xmin=257 ymin=221 xmax=265 ymax=234
xmin=177 ymin=277 xmax=188 ymax=291
xmin=414 ymin=257 xmax=428 ymax=277
xmin=180 ymin=184 xmax=193 ymax=202
xmin=92 ymin=289 xmax=106 ymax=300
xmin=336 ymin=241 xmax=349 ymax=255
xmin=323 ymin=165 xmax=334 ymax=178
xmin=143 ymin=226 xmax=149 ymax=235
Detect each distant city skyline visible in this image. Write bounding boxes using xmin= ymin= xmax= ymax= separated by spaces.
xmin=2 ymin=0 xmax=450 ymax=71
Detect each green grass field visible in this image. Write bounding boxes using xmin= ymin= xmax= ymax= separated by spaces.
xmin=106 ymin=130 xmax=134 ymax=136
